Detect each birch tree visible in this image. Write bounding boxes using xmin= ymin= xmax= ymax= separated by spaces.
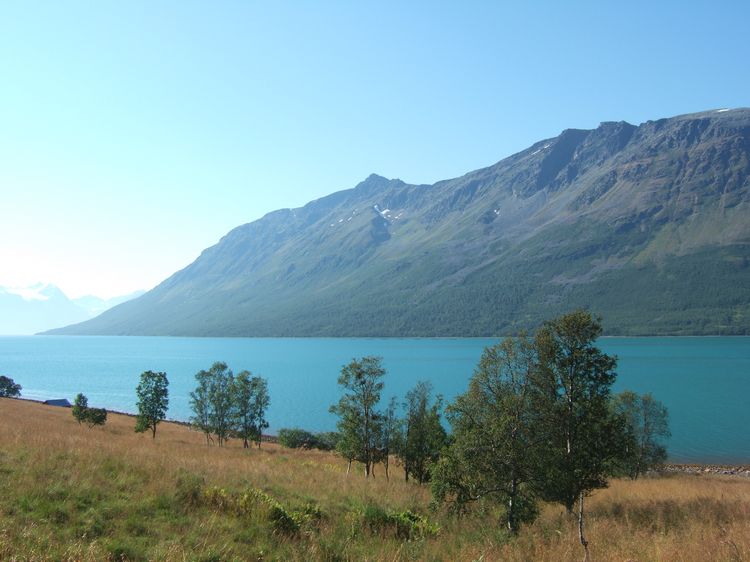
xmin=190 ymin=369 xmax=214 ymax=445
xmin=612 ymin=391 xmax=670 ymax=479
xmin=233 ymin=371 xmax=270 ymax=448
xmin=399 ymin=381 xmax=447 ymax=484
xmin=432 ymin=334 xmax=538 ymax=534
xmin=207 ymin=362 xmax=235 ymax=447
xmin=329 ymin=356 xmax=384 ymax=478
xmin=530 ymin=310 xmax=626 ymax=561
xmin=134 ymin=371 xmax=169 ymax=439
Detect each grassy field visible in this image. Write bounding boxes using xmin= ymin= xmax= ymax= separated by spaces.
xmin=1 ymin=398 xmax=749 ymax=561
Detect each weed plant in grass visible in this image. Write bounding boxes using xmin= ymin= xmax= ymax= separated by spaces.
xmin=1 ymin=398 xmax=749 ymax=561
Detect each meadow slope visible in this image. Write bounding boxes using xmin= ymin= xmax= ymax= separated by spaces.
xmin=1 ymin=398 xmax=749 ymax=561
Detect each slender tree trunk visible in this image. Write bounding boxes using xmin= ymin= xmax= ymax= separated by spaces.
xmin=346 ymin=460 xmax=352 ymax=476
xmin=384 ymin=457 xmax=389 ymax=482
xmin=578 ymin=492 xmax=590 ymax=562
xmin=508 ymin=475 xmax=518 ymax=535
xmin=151 ymin=422 xmax=156 ymax=439
xmin=364 ymin=403 xmax=370 ymax=479
xmin=243 ymin=438 xmax=249 ymax=448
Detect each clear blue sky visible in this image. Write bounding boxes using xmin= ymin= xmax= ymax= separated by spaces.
xmin=1 ymin=1 xmax=748 ymax=298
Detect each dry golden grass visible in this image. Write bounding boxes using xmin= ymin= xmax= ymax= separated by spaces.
xmin=1 ymin=397 xmax=749 ymax=561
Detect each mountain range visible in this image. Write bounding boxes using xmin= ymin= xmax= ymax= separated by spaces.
xmin=0 ymin=284 xmax=143 ymax=335
xmin=47 ymin=108 xmax=750 ymax=336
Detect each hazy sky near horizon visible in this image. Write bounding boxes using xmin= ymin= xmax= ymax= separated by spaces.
xmin=1 ymin=1 xmax=748 ymax=299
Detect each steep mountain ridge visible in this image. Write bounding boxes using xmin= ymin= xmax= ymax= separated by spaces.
xmin=48 ymin=108 xmax=750 ymax=336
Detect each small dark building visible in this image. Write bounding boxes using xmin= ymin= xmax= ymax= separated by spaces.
xmin=43 ymin=398 xmax=71 ymax=407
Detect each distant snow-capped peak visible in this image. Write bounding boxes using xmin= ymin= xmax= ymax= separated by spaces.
xmin=1 ymin=283 xmax=60 ymax=302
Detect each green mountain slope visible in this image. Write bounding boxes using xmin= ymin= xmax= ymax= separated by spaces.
xmin=48 ymin=109 xmax=750 ymax=336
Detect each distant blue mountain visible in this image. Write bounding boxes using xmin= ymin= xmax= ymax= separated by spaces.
xmin=0 ymin=284 xmax=143 ymax=335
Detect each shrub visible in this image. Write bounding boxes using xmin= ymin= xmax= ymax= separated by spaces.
xmin=200 ymin=484 xmax=322 ymax=537
xmin=278 ymin=428 xmax=340 ymax=451
xmin=278 ymin=428 xmax=316 ymax=449
xmin=313 ymin=431 xmax=340 ymax=451
xmin=361 ymin=504 xmax=392 ymax=536
xmin=360 ymin=503 xmax=439 ymax=540
xmin=390 ymin=510 xmax=440 ymax=540
xmin=268 ymin=503 xmax=300 ymax=535
xmin=72 ymin=394 xmax=107 ymax=428
xmin=85 ymin=407 xmax=107 ymax=428
xmin=203 ymin=486 xmax=232 ymax=511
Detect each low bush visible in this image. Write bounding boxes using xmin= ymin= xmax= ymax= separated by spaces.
xmin=360 ymin=503 xmax=439 ymax=540
xmin=199 ymin=484 xmax=322 ymax=536
xmin=312 ymin=431 xmax=339 ymax=451
xmin=278 ymin=428 xmax=340 ymax=451
xmin=278 ymin=428 xmax=316 ymax=449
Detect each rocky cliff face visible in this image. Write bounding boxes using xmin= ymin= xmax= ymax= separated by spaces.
xmin=48 ymin=108 xmax=750 ymax=336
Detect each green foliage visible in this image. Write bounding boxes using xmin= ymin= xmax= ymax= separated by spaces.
xmin=360 ymin=503 xmax=439 ymax=540
xmin=72 ymin=393 xmax=107 ymax=428
xmin=84 ymin=408 xmax=107 ymax=428
xmin=267 ymin=503 xmax=300 ymax=535
xmin=398 ymin=381 xmax=447 ymax=484
xmin=72 ymin=393 xmax=89 ymax=424
xmin=134 ymin=371 xmax=169 ymax=439
xmin=278 ymin=428 xmax=341 ymax=451
xmin=189 ymin=368 xmax=213 ymax=445
xmin=531 ymin=310 xmax=627 ymax=513
xmin=313 ymin=431 xmax=340 ymax=451
xmin=434 ymin=311 xmax=640 ymax=544
xmin=200 ymin=485 xmax=319 ymax=537
xmin=0 ymin=375 xmax=21 ymax=398
xmin=232 ymin=370 xmax=270 ymax=448
xmin=612 ymin=391 xmax=670 ymax=479
xmin=191 ymin=362 xmax=234 ymax=447
xmin=377 ymin=396 xmax=400 ymax=480
xmin=206 ymin=362 xmax=235 ymax=447
xmin=190 ymin=362 xmax=270 ymax=448
xmin=432 ymin=334 xmax=539 ymax=533
xmin=278 ymin=428 xmax=315 ymax=449
xmin=329 ymin=356 xmax=385 ymax=477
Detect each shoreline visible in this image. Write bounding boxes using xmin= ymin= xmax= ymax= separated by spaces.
xmin=8 ymin=334 xmax=750 ymax=340
xmin=12 ymin=397 xmax=749 ymax=471
xmin=9 ymin=396 xmax=280 ymax=443
xmin=662 ymin=463 xmax=750 ymax=478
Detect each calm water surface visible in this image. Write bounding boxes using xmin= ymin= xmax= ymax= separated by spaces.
xmin=1 ymin=336 xmax=748 ymax=464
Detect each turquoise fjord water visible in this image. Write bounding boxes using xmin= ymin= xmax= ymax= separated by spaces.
xmin=1 ymin=336 xmax=748 ymax=464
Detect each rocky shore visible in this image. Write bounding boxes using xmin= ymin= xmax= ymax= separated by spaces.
xmin=662 ymin=463 xmax=750 ymax=478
